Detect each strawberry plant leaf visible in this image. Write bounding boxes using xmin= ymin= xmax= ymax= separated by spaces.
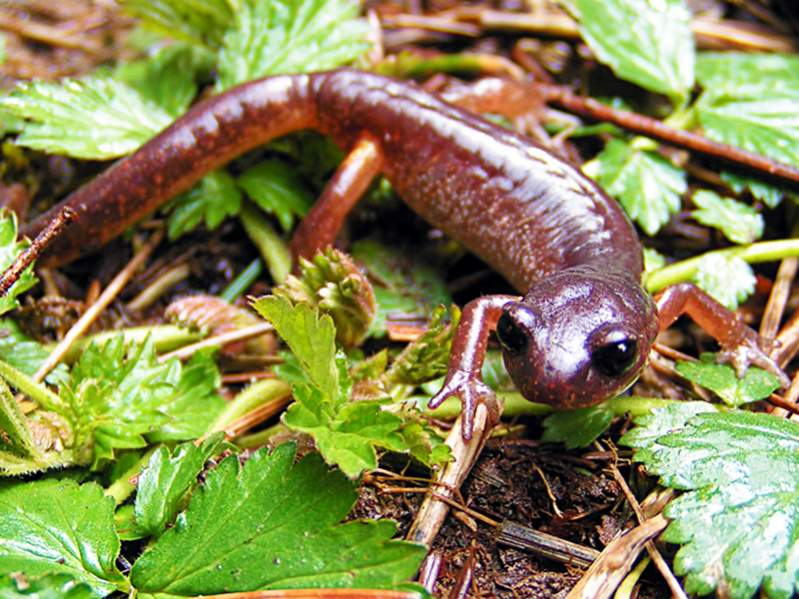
xmin=130 ymin=444 xmax=425 ymax=594
xmin=62 ymin=337 xmax=224 ymax=468
xmin=0 ymin=479 xmax=126 ymax=596
xmin=216 ymin=0 xmax=369 ymax=90
xmin=253 ymin=296 xmax=404 ymax=477
xmin=691 ymin=190 xmax=764 ymax=244
xmin=584 ymin=138 xmax=686 ymax=236
xmin=122 ymin=0 xmax=233 ymax=49
xmin=694 ymin=54 xmax=799 ymax=168
xmin=720 ymin=172 xmax=785 ymax=210
xmin=693 ymin=253 xmax=755 ymax=310
xmin=236 ymin=159 xmax=313 ymax=232
xmin=166 ymin=170 xmax=242 ymax=240
xmin=676 ymin=355 xmax=780 ymax=407
xmin=623 ymin=408 xmax=799 ymax=599
xmin=566 ymin=0 xmax=694 ymax=102
xmin=131 ymin=435 xmax=226 ymax=539
xmin=541 ymin=405 xmax=614 ymax=449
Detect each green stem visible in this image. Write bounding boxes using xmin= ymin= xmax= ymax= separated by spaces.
xmin=235 ymin=423 xmax=287 ymax=449
xmin=645 ymin=239 xmax=799 ymax=292
xmin=221 ymin=258 xmax=263 ymax=303
xmin=208 ymin=378 xmax=291 ymax=433
xmin=0 ymin=359 xmax=64 ymax=412
xmin=105 ymin=447 xmax=157 ymax=506
xmin=240 ymin=202 xmax=292 ymax=284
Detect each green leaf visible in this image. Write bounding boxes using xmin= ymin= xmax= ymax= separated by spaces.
xmin=216 ymin=0 xmax=369 ymax=90
xmin=253 ymin=296 xmax=338 ymax=402
xmin=620 ymin=400 xmax=718 ymax=452
xmin=253 ymin=296 xmax=404 ymax=477
xmin=541 ymin=405 xmax=614 ymax=449
xmin=693 ymin=253 xmax=755 ymax=310
xmin=0 ymin=376 xmax=38 ymax=459
xmin=0 ymin=574 xmax=95 ymax=598
xmin=62 ymin=337 xmax=224 ymax=468
xmin=721 ymin=172 xmax=785 ymax=210
xmin=695 ymin=55 xmax=799 ymax=168
xmin=132 ymin=435 xmax=225 ymax=539
xmin=566 ymin=0 xmax=694 ymax=101
xmin=676 ymin=355 xmax=780 ymax=407
xmin=122 ymin=0 xmax=234 ymax=49
xmin=237 ymin=159 xmax=314 ymax=232
xmin=0 ymin=212 xmax=37 ymax=317
xmin=130 ymin=444 xmax=425 ymax=594
xmin=584 ymin=139 xmax=686 ymax=235
xmin=1 ymin=76 xmax=173 ymax=160
xmin=0 ymin=479 xmax=126 ymax=596
xmin=166 ymin=170 xmax=242 ymax=239
xmin=115 ymin=44 xmax=209 ymax=118
xmin=351 ymin=239 xmax=452 ymax=337
xmin=696 ymin=52 xmax=799 ymax=97
xmin=691 ymin=190 xmax=763 ymax=244
xmin=623 ymin=409 xmax=799 ymax=599
xmin=0 ymin=320 xmax=67 ymax=384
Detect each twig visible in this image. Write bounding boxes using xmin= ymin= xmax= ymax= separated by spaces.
xmin=606 ymin=446 xmax=687 ymax=599
xmin=538 ymin=84 xmax=799 ymax=191
xmin=33 ymin=229 xmax=164 ymax=382
xmin=0 ymin=207 xmax=75 ymax=296
xmin=565 ymin=514 xmax=669 ymax=599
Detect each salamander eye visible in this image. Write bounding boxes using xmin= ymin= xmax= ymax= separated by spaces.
xmin=496 ymin=311 xmax=527 ymax=355
xmin=592 ymin=338 xmax=638 ymax=377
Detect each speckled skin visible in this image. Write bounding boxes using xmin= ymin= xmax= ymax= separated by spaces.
xmin=23 ymin=69 xmax=661 ymax=416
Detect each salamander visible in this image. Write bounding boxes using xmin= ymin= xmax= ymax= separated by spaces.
xmin=21 ymin=69 xmax=783 ymax=438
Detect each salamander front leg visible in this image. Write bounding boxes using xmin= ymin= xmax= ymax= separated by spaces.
xmin=428 ymin=294 xmax=519 ymax=439
xmin=655 ymin=282 xmax=790 ymax=386
xmin=289 ymin=132 xmax=384 ymax=261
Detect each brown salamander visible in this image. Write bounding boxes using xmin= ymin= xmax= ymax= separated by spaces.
xmin=22 ymin=69 xmax=783 ymax=438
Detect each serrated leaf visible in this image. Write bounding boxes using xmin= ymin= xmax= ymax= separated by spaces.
xmin=122 ymin=0 xmax=234 ymax=49
xmin=0 ymin=320 xmax=67 ymax=385
xmin=676 ymin=356 xmax=779 ymax=407
xmin=0 ymin=212 xmax=36 ymax=317
xmin=236 ymin=159 xmax=313 ymax=232
xmin=351 ymin=239 xmax=452 ymax=337
xmin=691 ymin=190 xmax=763 ymax=244
xmin=132 ymin=435 xmax=225 ymax=539
xmin=253 ymin=296 xmax=338 ymax=402
xmin=0 ymin=376 xmax=38 ymax=459
xmin=0 ymin=573 xmax=95 ymax=598
xmin=643 ymin=247 xmax=666 ymax=273
xmin=216 ymin=0 xmax=369 ymax=90
xmin=693 ymin=253 xmax=755 ymax=310
xmin=584 ymin=139 xmax=686 ymax=235
xmin=696 ymin=52 xmax=799 ymax=97
xmin=62 ymin=337 xmax=224 ymax=468
xmin=115 ymin=44 xmax=210 ymax=119
xmin=130 ymin=444 xmax=425 ymax=594
xmin=166 ymin=170 xmax=242 ymax=239
xmin=254 ymin=296 xmax=404 ymax=477
xmin=0 ymin=479 xmax=126 ymax=596
xmin=620 ymin=401 xmax=718 ymax=453
xmin=541 ymin=405 xmax=614 ymax=449
xmin=0 ymin=76 xmax=174 ymax=160
xmin=566 ymin=0 xmax=694 ymax=101
xmin=721 ymin=172 xmax=785 ymax=209
xmin=623 ymin=409 xmax=799 ymax=599
xmin=695 ymin=56 xmax=799 ymax=169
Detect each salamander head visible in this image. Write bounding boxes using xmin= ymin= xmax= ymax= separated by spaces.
xmin=496 ymin=268 xmax=658 ymax=409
